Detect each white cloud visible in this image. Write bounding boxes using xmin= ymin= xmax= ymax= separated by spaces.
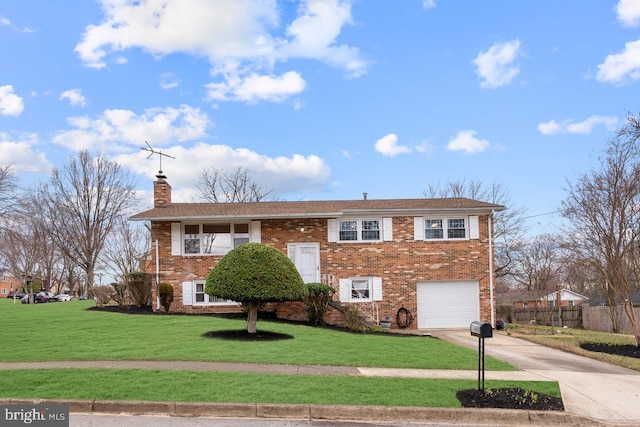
xmin=596 ymin=39 xmax=640 ymax=84
xmin=0 ymin=16 xmax=10 ymax=26
xmin=0 ymin=85 xmax=24 ymax=116
xmin=60 ymin=88 xmax=87 ymax=107
xmin=206 ymin=71 xmax=306 ymax=103
xmin=472 ymin=39 xmax=522 ymax=88
xmin=0 ymin=132 xmax=51 ymax=173
xmin=159 ymin=72 xmax=180 ymax=90
xmin=537 ymin=115 xmax=618 ymax=135
xmin=374 ymin=133 xmax=412 ymax=157
xmin=617 ymin=0 xmax=640 ymax=27
xmin=422 ymin=0 xmax=436 ymax=11
xmin=446 ymin=130 xmax=489 ymax=153
xmin=115 ymin=142 xmax=332 ymax=202
xmin=341 ymin=150 xmax=351 ymax=159
xmin=75 ymin=0 xmax=366 ymax=103
xmin=52 ymin=105 xmax=210 ymax=151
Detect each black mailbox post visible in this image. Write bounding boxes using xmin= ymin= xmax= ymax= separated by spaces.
xmin=470 ymin=321 xmax=493 ymax=392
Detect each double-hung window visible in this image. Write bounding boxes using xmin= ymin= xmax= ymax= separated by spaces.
xmin=422 ymin=217 xmax=467 ymax=240
xmin=183 ymin=223 xmax=248 ymax=255
xmin=338 ymin=219 xmax=381 ymax=242
xmin=191 ymin=281 xmax=237 ymax=305
xmin=339 ymin=277 xmax=383 ymax=303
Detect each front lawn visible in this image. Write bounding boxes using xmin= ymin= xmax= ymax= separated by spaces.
xmin=0 ymin=299 xmax=514 ymax=370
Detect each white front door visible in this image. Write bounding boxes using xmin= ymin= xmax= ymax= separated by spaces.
xmin=288 ymin=243 xmax=320 ymax=283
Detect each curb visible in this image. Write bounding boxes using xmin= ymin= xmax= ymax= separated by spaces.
xmin=1 ymin=398 xmax=619 ymax=426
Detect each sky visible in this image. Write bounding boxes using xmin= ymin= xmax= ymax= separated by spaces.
xmin=2 ymin=0 xmax=640 ymax=237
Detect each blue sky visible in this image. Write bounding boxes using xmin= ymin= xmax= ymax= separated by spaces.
xmin=1 ymin=0 xmax=640 ymax=236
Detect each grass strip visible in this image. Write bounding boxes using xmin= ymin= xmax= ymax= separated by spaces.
xmin=0 ymin=369 xmax=560 ymax=407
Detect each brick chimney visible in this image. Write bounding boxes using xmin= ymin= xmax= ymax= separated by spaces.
xmin=153 ymin=172 xmax=171 ymax=208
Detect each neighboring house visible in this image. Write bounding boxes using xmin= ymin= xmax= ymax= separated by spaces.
xmin=0 ymin=270 xmax=20 ymax=297
xmin=130 ymin=174 xmax=505 ymax=329
xmin=498 ymin=288 xmax=588 ymax=309
xmin=589 ymin=288 xmax=640 ymax=307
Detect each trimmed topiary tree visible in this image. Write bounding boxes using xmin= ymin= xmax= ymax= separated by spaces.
xmin=205 ymin=243 xmax=307 ymax=334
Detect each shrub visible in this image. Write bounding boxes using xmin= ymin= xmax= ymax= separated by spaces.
xmin=126 ymin=272 xmax=152 ymax=307
xmin=305 ymin=283 xmax=335 ymax=325
xmin=159 ymin=282 xmax=174 ymax=313
xmin=93 ymin=285 xmax=114 ymax=307
xmin=343 ymin=304 xmax=362 ymax=331
xmin=111 ymin=282 xmax=128 ymax=306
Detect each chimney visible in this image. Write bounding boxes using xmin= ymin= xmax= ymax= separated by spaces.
xmin=363 ymin=192 xmax=368 ymax=200
xmin=153 ymin=172 xmax=171 ymax=208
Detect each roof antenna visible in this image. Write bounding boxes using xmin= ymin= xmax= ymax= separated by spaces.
xmin=140 ymin=141 xmax=175 ymax=178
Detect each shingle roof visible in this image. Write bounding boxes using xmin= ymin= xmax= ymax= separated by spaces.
xmin=130 ymin=197 xmax=505 ymax=221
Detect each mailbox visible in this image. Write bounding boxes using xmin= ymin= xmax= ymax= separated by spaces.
xmin=470 ymin=321 xmax=493 ymax=338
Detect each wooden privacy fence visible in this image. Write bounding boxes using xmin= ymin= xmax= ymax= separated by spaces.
xmin=509 ymin=307 xmax=582 ymax=328
xmin=582 ymin=305 xmax=640 ymax=333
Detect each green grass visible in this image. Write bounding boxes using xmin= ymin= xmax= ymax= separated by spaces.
xmin=0 ymin=369 xmax=560 ymax=407
xmin=0 ymin=299 xmax=514 ymax=370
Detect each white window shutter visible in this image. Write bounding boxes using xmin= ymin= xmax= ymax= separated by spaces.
xmin=327 ymin=219 xmax=338 ymax=242
xmin=250 ymin=221 xmax=261 ymax=242
xmin=469 ymin=215 xmax=479 ymax=239
xmin=382 ymin=218 xmax=393 ymax=241
xmin=414 ymin=217 xmax=424 ymax=240
xmin=339 ymin=279 xmax=349 ymax=302
xmin=372 ymin=277 xmax=383 ymax=301
xmin=171 ymin=223 xmax=182 ymax=255
xmin=182 ymin=282 xmax=193 ymax=306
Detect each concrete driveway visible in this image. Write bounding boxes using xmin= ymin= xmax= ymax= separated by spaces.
xmin=431 ymin=329 xmax=640 ymax=423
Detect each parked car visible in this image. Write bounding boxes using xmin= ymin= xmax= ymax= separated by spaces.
xmin=8 ymin=292 xmax=26 ymax=300
xmin=78 ymin=295 xmax=88 ymax=300
xmin=56 ymin=294 xmax=71 ymax=302
xmin=21 ymin=291 xmax=57 ymax=304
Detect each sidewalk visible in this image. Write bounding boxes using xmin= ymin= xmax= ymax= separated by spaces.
xmin=0 ymin=359 xmax=632 ymax=426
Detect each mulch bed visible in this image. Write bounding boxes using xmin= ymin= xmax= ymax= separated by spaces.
xmin=457 ymin=388 xmax=564 ymax=411
xmin=580 ymin=343 xmax=640 ymax=358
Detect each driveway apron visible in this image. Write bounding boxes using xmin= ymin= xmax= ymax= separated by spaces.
xmin=430 ymin=329 xmax=640 ymax=423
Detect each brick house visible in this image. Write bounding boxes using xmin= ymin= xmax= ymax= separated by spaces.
xmin=130 ymin=174 xmax=504 ymax=329
xmin=498 ymin=288 xmax=588 ymax=309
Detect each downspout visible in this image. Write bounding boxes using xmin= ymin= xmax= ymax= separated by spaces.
xmin=155 ymin=239 xmax=160 ymax=311
xmin=488 ymin=211 xmax=495 ymax=327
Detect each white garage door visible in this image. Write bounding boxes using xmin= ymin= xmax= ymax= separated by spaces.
xmin=416 ymin=281 xmax=479 ymax=329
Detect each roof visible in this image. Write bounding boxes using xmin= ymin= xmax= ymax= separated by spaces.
xmin=130 ymin=198 xmax=505 ymax=222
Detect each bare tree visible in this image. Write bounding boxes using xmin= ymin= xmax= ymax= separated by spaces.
xmin=562 ymin=113 xmax=640 ymax=345
xmin=423 ymin=179 xmax=527 ymax=277
xmin=102 ymin=216 xmax=150 ymax=283
xmin=0 ymin=213 xmax=50 ymax=301
xmin=0 ymin=163 xmax=18 ymax=217
xmin=35 ymin=150 xmax=138 ymax=293
xmin=196 ymin=166 xmax=274 ymax=203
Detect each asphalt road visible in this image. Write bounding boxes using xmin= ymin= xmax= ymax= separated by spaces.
xmin=70 ymin=413 xmax=462 ymax=427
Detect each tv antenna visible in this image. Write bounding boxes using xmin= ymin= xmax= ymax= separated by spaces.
xmin=140 ymin=141 xmax=175 ymax=176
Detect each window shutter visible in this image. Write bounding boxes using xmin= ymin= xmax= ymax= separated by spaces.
xmin=250 ymin=221 xmax=261 ymax=242
xmin=182 ymin=282 xmax=193 ymax=306
xmin=414 ymin=217 xmax=424 ymax=240
xmin=327 ymin=219 xmax=338 ymax=242
xmin=382 ymin=218 xmax=393 ymax=241
xmin=171 ymin=223 xmax=182 ymax=255
xmin=339 ymin=279 xmax=349 ymax=302
xmin=372 ymin=277 xmax=383 ymax=301
xmin=469 ymin=215 xmax=479 ymax=239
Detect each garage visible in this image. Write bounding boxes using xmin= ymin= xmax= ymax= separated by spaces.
xmin=416 ymin=280 xmax=479 ymax=329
